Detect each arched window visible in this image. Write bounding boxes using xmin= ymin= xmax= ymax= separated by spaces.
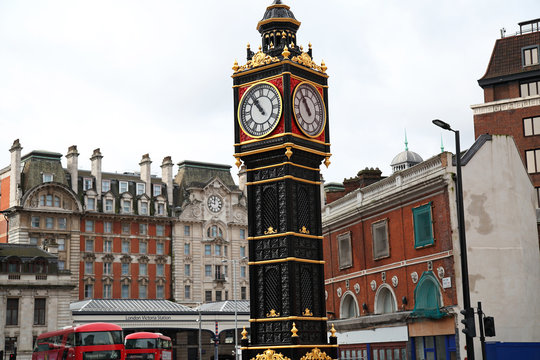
xmin=375 ymin=285 xmax=397 ymax=314
xmin=207 ymin=225 xmax=223 ymax=238
xmin=340 ymin=292 xmax=359 ymax=319
xmin=412 ymin=271 xmax=444 ymax=319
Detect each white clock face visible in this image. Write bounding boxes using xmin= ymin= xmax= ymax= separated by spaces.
xmin=208 ymin=195 xmax=223 ymax=213
xmin=293 ymin=82 xmax=326 ymax=138
xmin=238 ymin=82 xmax=282 ymax=138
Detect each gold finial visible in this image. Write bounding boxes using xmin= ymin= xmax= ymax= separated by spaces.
xmin=299 ymin=226 xmax=310 ymax=234
xmin=300 ymin=45 xmax=303 ymax=51
xmin=266 ymin=309 xmax=280 ymax=317
xmin=291 ymin=322 xmax=299 ymax=337
xmin=285 ymin=146 xmax=293 ymax=159
xmin=270 ymin=41 xmax=274 ymax=49
xmin=282 ymin=45 xmax=290 ymax=59
xmin=290 ymin=42 xmax=295 ymax=49
xmin=247 ymin=43 xmax=251 ymax=49
xmin=330 ymin=324 xmax=337 ymax=337
xmin=321 ymin=60 xmax=327 ymax=73
xmin=232 ymin=59 xmax=239 ymax=72
xmin=242 ymin=326 xmax=248 ymax=340
xmin=264 ymin=227 xmax=277 ymax=235
xmin=303 ymin=308 xmax=313 ymax=316
xmin=259 ymin=45 xmax=262 ymax=51
xmin=309 ymin=42 xmax=312 ymax=49
xmin=234 ymin=156 xmax=242 ymax=168
xmin=324 ymin=156 xmax=331 ymax=168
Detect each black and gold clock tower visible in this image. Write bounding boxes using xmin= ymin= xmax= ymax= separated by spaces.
xmin=233 ymin=2 xmax=336 ymax=360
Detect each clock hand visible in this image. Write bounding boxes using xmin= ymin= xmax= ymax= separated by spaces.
xmin=302 ymin=97 xmax=312 ymax=117
xmin=252 ymin=97 xmax=266 ymax=116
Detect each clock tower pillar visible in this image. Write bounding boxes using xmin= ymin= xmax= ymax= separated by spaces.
xmin=233 ymin=2 xmax=336 ymax=360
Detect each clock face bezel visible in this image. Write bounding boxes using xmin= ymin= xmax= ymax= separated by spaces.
xmin=238 ymin=81 xmax=283 ymax=139
xmin=292 ymin=82 xmax=327 ymax=138
xmin=207 ymin=195 xmax=223 ymax=213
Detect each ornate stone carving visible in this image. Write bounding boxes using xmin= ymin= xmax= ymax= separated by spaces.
xmin=391 ymin=276 xmax=398 ymax=288
xmin=370 ymin=280 xmax=377 ymax=291
xmin=336 ymin=288 xmax=342 ymax=297
xmin=411 ymin=272 xmax=419 ymax=284
xmin=354 ymin=283 xmax=360 ymax=294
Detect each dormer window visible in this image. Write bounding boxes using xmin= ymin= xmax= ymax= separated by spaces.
xmin=136 ymin=183 xmax=145 ymax=196
xmin=156 ymin=202 xmax=165 ymax=216
xmin=122 ymin=199 xmax=132 ymax=214
xmin=523 ymin=46 xmax=539 ymax=67
xmin=43 ymin=173 xmax=53 ymax=183
xmin=140 ymin=201 xmax=148 ymax=215
xmin=104 ymin=198 xmax=114 ymax=213
xmin=153 ymin=184 xmax=162 ymax=196
xmin=83 ymin=177 xmax=93 ymax=191
xmin=119 ymin=181 xmax=129 ymax=194
xmin=102 ymin=180 xmax=111 ymax=193
xmin=87 ymin=197 xmax=96 ymax=211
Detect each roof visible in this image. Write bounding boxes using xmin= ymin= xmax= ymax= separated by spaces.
xmin=257 ymin=0 xmax=300 ymax=32
xmin=479 ymin=31 xmax=540 ymax=85
xmin=175 ymin=161 xmax=237 ymax=193
xmin=196 ymin=300 xmax=250 ymax=313
xmin=0 ymin=243 xmax=56 ymax=259
xmin=70 ymin=299 xmax=196 ymax=314
xmin=390 ymin=150 xmax=423 ymax=166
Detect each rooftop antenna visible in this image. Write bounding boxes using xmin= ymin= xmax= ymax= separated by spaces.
xmin=500 ymin=27 xmax=506 ymax=38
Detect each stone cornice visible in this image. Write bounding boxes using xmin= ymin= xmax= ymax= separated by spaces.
xmin=471 ymin=95 xmax=540 ymax=115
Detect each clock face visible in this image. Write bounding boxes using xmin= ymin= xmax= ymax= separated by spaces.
xmin=238 ymin=82 xmax=282 ymax=138
xmin=207 ymin=195 xmax=223 ymax=213
xmin=292 ymin=82 xmax=326 ymax=138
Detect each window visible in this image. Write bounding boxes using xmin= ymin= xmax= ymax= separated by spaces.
xmin=6 ymin=299 xmax=19 ymax=325
xmin=153 ymin=184 xmax=162 ymax=196
xmin=216 ymin=291 xmax=222 ymax=301
xmin=136 ymin=183 xmax=145 ymax=195
xmin=241 ymin=286 xmax=247 ymax=300
xmin=122 ymin=200 xmax=131 ymax=214
xmin=338 ymin=232 xmax=353 ymax=269
xmin=58 ymin=261 xmax=65 ymax=270
xmin=184 ymin=225 xmax=190 ymax=236
xmin=205 ymin=265 xmax=212 ymax=277
xmin=58 ymin=218 xmax=66 ymax=230
xmin=184 ymin=243 xmax=190 ymax=255
xmin=121 ymin=284 xmax=129 ymax=298
xmin=413 ymin=203 xmax=435 ymax=248
xmin=184 ymin=285 xmax=191 ymax=299
xmin=57 ymin=239 xmax=65 ymax=251
xmin=140 ymin=241 xmax=147 ymax=254
xmin=139 ymin=284 xmax=147 ymax=299
xmin=43 ymin=173 xmax=53 ymax=182
xmin=84 ymin=284 xmax=93 ymax=298
xmin=375 ymin=286 xmax=397 ymax=314
xmin=340 ymin=293 xmax=358 ymax=319
xmin=102 ymin=180 xmax=111 ymax=193
xmin=523 ymin=46 xmax=539 ymax=66
xmin=104 ymin=221 xmax=112 ymax=233
xmin=156 ymin=225 xmax=164 ymax=236
xmin=207 ymin=225 xmax=223 ymax=238
xmin=54 ymin=196 xmax=61 ymax=207
xmin=525 ymin=116 xmax=540 ymax=136
xmin=83 ymin=178 xmax=93 ymax=191
xmin=85 ymin=239 xmax=94 ymax=252
xmin=241 ymin=266 xmax=246 ymax=278
xmin=122 ymin=263 xmax=130 ymax=275
xmin=157 ymin=263 xmax=164 ymax=276
xmin=87 ymin=198 xmax=95 ymax=210
xmin=31 ymin=216 xmax=40 ymax=228
xmin=240 ymin=246 xmax=246 ymax=258
xmin=215 ymin=265 xmax=222 ymax=280
xmin=536 ymin=187 xmax=540 ymax=208
xmin=372 ymin=219 xmax=389 ymax=259
xmin=140 ymin=201 xmax=148 ymax=215
xmin=119 ymin=181 xmax=129 ymax=193
xmin=103 ymin=262 xmax=112 ymax=275
xmin=185 ymin=264 xmax=191 ymax=276
xmin=205 ymin=291 xmax=212 ymax=302
xmin=103 ymin=284 xmax=112 ymax=299
xmin=139 ymin=223 xmax=148 ymax=235
xmin=224 ymin=246 xmax=228 ymax=256
xmin=520 ymin=80 xmax=540 ymax=97
xmin=85 ymin=261 xmax=94 ymax=274
xmin=85 ymin=220 xmax=94 ymax=232
xmin=157 ymin=203 xmax=165 ymax=215
xmin=240 ymin=229 xmax=246 ymax=239
xmin=104 ymin=239 xmax=112 ymax=252
xmin=157 ymin=242 xmax=164 ymax=255
xmin=46 ymin=194 xmax=53 ymax=206
xmin=46 ymin=217 xmax=54 ymax=229
xmin=157 ymin=285 xmax=165 ymax=299
xmin=139 ymin=263 xmax=147 ymax=276
xmin=122 ymin=223 xmax=130 ymax=234
xmin=205 ymin=244 xmax=211 ymax=255
xmin=30 ymin=236 xmax=38 ymax=245
xmin=105 ymin=199 xmax=114 ymax=213
xmin=215 ymin=245 xmax=222 ymax=256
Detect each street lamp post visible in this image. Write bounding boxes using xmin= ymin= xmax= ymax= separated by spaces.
xmin=223 ymin=257 xmax=247 ymax=360
xmin=432 ymin=119 xmax=475 ymax=360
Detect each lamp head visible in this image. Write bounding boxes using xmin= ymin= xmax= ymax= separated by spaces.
xmin=432 ymin=119 xmax=452 ymax=131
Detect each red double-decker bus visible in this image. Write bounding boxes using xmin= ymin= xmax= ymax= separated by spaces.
xmin=124 ymin=332 xmax=172 ymax=360
xmin=32 ymin=322 xmax=125 ymax=360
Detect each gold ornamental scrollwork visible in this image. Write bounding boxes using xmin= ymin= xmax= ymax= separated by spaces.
xmin=264 ymin=227 xmax=278 ymax=235
xmin=251 ymin=349 xmax=291 ymax=360
xmin=302 ymin=308 xmax=313 ymax=316
xmin=300 ymin=348 xmax=333 ymax=360
xmin=234 ymin=50 xmax=280 ymax=73
xmin=266 ymin=309 xmax=280 ymax=317
xmin=299 ymin=226 xmax=310 ymax=234
xmin=291 ymin=52 xmax=327 ymax=74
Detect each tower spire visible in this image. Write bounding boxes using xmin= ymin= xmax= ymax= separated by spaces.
xmin=440 ymin=134 xmax=445 ymax=153
xmin=404 ymin=129 xmax=409 ymax=151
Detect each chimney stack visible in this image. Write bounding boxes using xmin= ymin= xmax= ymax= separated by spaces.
xmin=161 ymin=156 xmax=174 ymax=204
xmin=90 ymin=148 xmax=103 ymax=197
xmin=238 ymin=165 xmax=247 ymax=197
xmin=66 ymin=145 xmax=79 ymax=193
xmin=140 ymin=154 xmax=152 ymax=197
xmin=9 ymin=139 xmax=22 ymax=208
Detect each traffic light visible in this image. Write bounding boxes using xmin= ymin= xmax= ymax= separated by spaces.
xmin=9 ymin=353 xmax=16 ymax=360
xmin=484 ymin=316 xmax=496 ymax=337
xmin=460 ymin=307 xmax=476 ymax=338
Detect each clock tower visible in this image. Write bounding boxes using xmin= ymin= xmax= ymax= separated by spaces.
xmin=232 ymin=2 xmax=336 ymax=360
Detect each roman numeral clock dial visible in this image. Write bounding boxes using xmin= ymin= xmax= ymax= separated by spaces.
xmin=238 ymin=82 xmax=282 ymax=138
xmin=293 ymin=82 xmax=326 ymax=137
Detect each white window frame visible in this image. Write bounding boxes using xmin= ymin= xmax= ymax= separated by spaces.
xmin=122 ymin=199 xmax=132 ymax=214
xmin=523 ymin=46 xmax=540 ymax=67
xmin=104 ymin=239 xmax=112 ymax=252
xmin=526 ymin=149 xmax=540 ymax=173
xmin=85 ymin=220 xmax=94 ymax=233
xmin=85 ymin=239 xmax=94 ymax=252
xmin=139 ymin=263 xmax=147 ymax=276
xmin=103 ymin=262 xmax=112 ymax=275
xmin=104 ymin=222 xmax=113 ymax=233
xmin=153 ymin=184 xmax=162 ymax=197
xmin=140 ymin=201 xmax=148 ymax=215
xmin=58 ymin=217 xmax=67 ymax=230
xmin=102 ymin=180 xmax=111 ymax=193
xmin=156 ymin=225 xmax=164 ymax=236
xmin=157 ymin=242 xmax=164 ymax=255
xmin=139 ymin=241 xmax=147 ymax=254
xmin=139 ymin=223 xmax=148 ymax=235
xmin=119 ymin=181 xmax=129 ymax=194
xmin=372 ymin=219 xmax=390 ymax=260
xmin=136 ymin=183 xmax=145 ymax=196
xmin=42 ymin=173 xmax=53 ymax=183
xmin=83 ymin=177 xmax=93 ymax=191
xmin=104 ymin=198 xmax=114 ymax=213
xmin=86 ymin=197 xmax=96 ymax=211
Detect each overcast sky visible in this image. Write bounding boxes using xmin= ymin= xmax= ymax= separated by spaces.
xmin=1 ymin=1 xmax=539 ymax=184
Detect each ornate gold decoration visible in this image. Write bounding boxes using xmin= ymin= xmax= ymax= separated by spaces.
xmin=266 ymin=309 xmax=280 ymax=317
xmin=291 ymin=52 xmax=326 ymax=73
xmin=300 ymin=45 xmax=303 ymax=51
xmin=232 ymin=59 xmax=239 ymax=72
xmin=299 ymin=226 xmax=310 ymax=234
xmin=264 ymin=227 xmax=277 ymax=235
xmin=234 ymin=50 xmax=281 ymax=73
xmin=330 ymin=324 xmax=337 ymax=338
xmin=251 ymin=349 xmax=291 ymax=360
xmin=309 ymin=42 xmax=312 ymax=49
xmin=285 ymin=146 xmax=293 ymax=159
xmin=291 ymin=322 xmax=299 ymax=337
xmin=300 ymin=348 xmax=332 ymax=360
xmin=321 ymin=60 xmax=327 ymax=73
xmin=247 ymin=43 xmax=251 ymax=49
xmin=282 ymin=46 xmax=290 ymax=59
xmin=303 ymin=308 xmax=313 ymax=316
xmin=270 ymin=42 xmax=274 ymax=49
xmin=324 ymin=156 xmax=331 ymax=168
xmin=234 ymin=156 xmax=242 ymax=168
xmin=242 ymin=327 xmax=248 ymax=340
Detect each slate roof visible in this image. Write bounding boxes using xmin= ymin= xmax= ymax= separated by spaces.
xmin=70 ymin=299 xmax=196 ymax=314
xmin=196 ymin=300 xmax=250 ymax=313
xmin=479 ymin=31 xmax=540 ymax=85
xmin=0 ymin=243 xmax=56 ymax=259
